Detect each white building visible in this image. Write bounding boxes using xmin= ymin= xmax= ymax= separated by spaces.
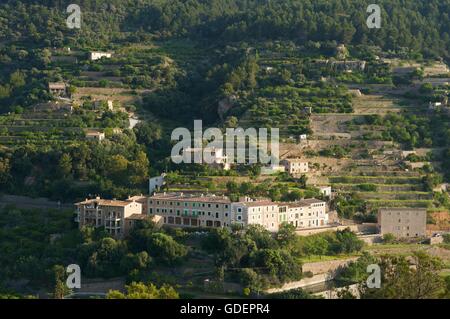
xmin=280 ymin=158 xmax=309 ymax=175
xmin=231 ymin=199 xmax=280 ymax=232
xmin=148 ymin=193 xmax=232 ymax=228
xmin=89 ymin=51 xmax=112 ymax=61
xmin=181 ymin=147 xmax=230 ymax=170
xmin=149 ymin=174 xmax=166 ymax=194
xmin=147 ymin=193 xmax=328 ymax=232
xmin=318 ymin=186 xmax=332 ymax=197
xmin=281 ymin=199 xmax=328 ymax=229
xmin=85 ymin=130 xmax=105 ymax=142
xmin=428 ymin=101 xmax=442 ymax=111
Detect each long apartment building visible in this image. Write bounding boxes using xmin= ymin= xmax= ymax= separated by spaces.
xmin=148 ymin=193 xmax=328 ymax=232
xmin=75 ymin=197 xmax=143 ymax=238
xmin=280 ymin=199 xmax=328 ymax=229
xmin=148 ymin=193 xmax=232 ymax=228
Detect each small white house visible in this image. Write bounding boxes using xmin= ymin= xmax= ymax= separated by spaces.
xmin=107 ymin=100 xmax=114 ymax=111
xmin=89 ymin=51 xmax=112 ymax=61
xmin=318 ymin=186 xmax=332 ymax=197
xmin=85 ymin=130 xmax=105 ymax=142
xmin=149 ymin=174 xmax=166 ymax=194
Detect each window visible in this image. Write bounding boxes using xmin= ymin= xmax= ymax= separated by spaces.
xmin=216 ymin=212 xmax=219 ymax=218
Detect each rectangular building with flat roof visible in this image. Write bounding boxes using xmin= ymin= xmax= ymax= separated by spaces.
xmin=378 ymin=208 xmax=427 ymax=238
xmin=148 ymin=193 xmax=232 ymax=228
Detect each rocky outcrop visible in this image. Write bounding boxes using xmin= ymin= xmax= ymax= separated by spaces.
xmin=217 ymin=95 xmax=237 ymax=121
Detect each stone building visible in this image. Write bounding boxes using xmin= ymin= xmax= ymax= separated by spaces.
xmin=377 ymin=208 xmax=427 ymax=238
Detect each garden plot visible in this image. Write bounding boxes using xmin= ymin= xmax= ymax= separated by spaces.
xmin=73 ymin=87 xmax=152 ymax=105
xmin=351 ymin=94 xmax=408 ymax=115
xmin=79 ymin=71 xmax=123 ymax=83
xmin=310 ymin=114 xmax=356 ymax=136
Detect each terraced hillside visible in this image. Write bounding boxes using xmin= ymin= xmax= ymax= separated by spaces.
xmin=280 ymin=63 xmax=449 ymax=211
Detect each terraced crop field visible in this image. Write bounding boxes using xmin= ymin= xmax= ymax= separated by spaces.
xmin=300 ymin=80 xmax=439 ymax=211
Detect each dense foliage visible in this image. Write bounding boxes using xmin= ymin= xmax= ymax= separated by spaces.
xmin=1 ymin=1 xmax=450 ymax=60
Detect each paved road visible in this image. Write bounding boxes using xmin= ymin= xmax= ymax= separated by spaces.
xmin=0 ymin=194 xmax=73 ymax=210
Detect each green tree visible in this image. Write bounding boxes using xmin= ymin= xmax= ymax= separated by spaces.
xmin=9 ymin=71 xmax=26 ymax=88
xmin=145 ymin=233 xmax=187 ymax=265
xmin=107 ymin=282 xmax=179 ymax=299
xmin=134 ymin=122 xmax=162 ymax=146
xmin=277 ymin=223 xmax=296 ymax=249
xmin=58 ymin=153 xmax=72 ymax=177
xmin=361 ymin=252 xmax=445 ymax=299
xmin=52 ymin=265 xmax=70 ymax=299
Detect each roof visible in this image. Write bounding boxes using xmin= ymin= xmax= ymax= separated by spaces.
xmin=75 ymin=198 xmax=133 ymax=207
xmin=150 ymin=193 xmax=231 ymax=204
xmin=86 ymin=130 xmax=105 ymax=136
xmin=280 ymin=198 xmax=325 ymax=208
xmin=281 ymin=158 xmax=308 ymax=163
xmin=35 ymin=102 xmax=72 ymax=111
xmin=125 ymin=214 xmax=148 ymax=221
xmin=282 ymin=202 xmax=309 ymax=208
xmin=127 ymin=195 xmax=147 ymax=202
xmin=301 ymin=198 xmax=326 ymax=205
xmin=239 ymin=200 xmax=275 ymax=207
